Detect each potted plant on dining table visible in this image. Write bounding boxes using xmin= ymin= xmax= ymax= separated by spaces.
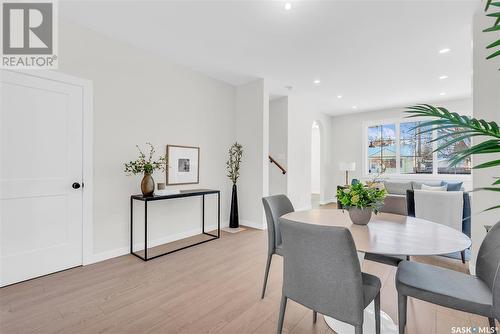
xmin=337 ymin=182 xmax=386 ymax=225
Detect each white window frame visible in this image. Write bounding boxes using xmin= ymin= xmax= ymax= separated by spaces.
xmin=362 ymin=118 xmax=472 ymax=181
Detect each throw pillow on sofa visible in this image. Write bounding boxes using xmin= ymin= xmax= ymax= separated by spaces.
xmin=383 ymin=181 xmax=412 ymax=195
xmin=444 ymin=181 xmax=463 ymax=191
xmin=421 ymin=184 xmax=447 ymax=191
xmin=412 ymin=180 xmax=444 ymax=190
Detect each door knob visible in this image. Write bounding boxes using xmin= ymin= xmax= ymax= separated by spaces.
xmin=72 ymin=182 xmax=81 ymax=189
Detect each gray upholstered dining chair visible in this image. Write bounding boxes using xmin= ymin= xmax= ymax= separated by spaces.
xmin=278 ymin=219 xmax=381 ymax=334
xmin=396 ymin=221 xmax=500 ymax=334
xmin=261 ymin=194 xmax=294 ymax=299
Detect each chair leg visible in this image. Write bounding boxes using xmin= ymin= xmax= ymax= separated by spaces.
xmin=261 ymin=253 xmax=273 ymax=299
xmin=398 ymin=293 xmax=407 ymax=334
xmin=354 ymin=325 xmax=363 ymax=334
xmin=374 ymin=292 xmax=381 ymax=334
xmin=461 ymin=250 xmax=466 ymax=264
xmin=488 ymin=318 xmax=497 ymax=334
xmin=313 ymin=310 xmax=317 ymax=323
xmin=277 ymin=295 xmax=287 ymax=334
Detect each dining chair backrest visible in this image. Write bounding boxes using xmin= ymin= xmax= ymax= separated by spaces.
xmin=262 ymin=195 xmax=294 ymax=253
xmin=475 ymin=221 xmax=500 ymax=318
xmin=279 ymin=218 xmax=365 ymax=326
xmin=413 ymin=190 xmax=464 ymax=232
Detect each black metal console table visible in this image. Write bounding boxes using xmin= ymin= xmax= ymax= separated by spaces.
xmin=130 ymin=189 xmax=220 ymax=261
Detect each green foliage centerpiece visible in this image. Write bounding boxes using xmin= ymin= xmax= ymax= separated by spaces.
xmin=124 ymin=143 xmax=166 ymax=196
xmin=337 ymin=183 xmax=386 ymax=225
xmin=226 ymin=142 xmax=243 ymax=228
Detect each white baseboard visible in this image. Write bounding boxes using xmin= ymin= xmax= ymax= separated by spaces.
xmin=87 ymin=246 xmax=129 ymax=265
xmin=87 ymin=223 xmax=221 ymax=265
xmin=320 ymin=198 xmax=337 ymax=205
xmin=239 ymin=219 xmax=264 ymax=230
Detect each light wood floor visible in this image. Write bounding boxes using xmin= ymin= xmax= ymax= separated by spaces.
xmin=0 ymin=225 xmax=492 ymax=333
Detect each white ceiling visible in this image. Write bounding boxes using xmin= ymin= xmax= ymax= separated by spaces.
xmin=60 ymin=0 xmax=478 ymax=115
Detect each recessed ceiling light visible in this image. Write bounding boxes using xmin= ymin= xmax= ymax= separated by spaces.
xmin=284 ymin=2 xmax=292 ymax=10
xmin=352 ymin=106 xmax=357 ymax=109
xmin=439 ymin=92 xmax=446 ymax=96
xmin=313 ymin=79 xmax=321 ymax=85
xmin=337 ymin=95 xmax=342 ymax=99
xmin=439 ymin=75 xmax=448 ymax=80
xmin=439 ymin=48 xmax=451 ymax=54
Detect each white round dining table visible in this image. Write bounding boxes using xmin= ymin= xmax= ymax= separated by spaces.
xmin=281 ymin=208 xmax=472 ymax=334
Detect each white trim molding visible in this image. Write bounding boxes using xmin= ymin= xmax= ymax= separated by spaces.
xmin=89 ymin=224 xmax=221 ymax=264
xmin=240 ymin=219 xmax=265 ymax=230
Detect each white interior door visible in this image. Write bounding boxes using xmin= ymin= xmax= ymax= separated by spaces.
xmin=1 ymin=70 xmax=83 ymax=287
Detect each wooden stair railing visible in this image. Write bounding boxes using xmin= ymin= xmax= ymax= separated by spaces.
xmin=269 ymin=155 xmax=287 ymax=174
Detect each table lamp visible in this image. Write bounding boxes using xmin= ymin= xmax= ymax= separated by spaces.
xmin=339 ymin=162 xmax=356 ymax=186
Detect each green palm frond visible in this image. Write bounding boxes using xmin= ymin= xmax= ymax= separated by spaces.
xmin=406 ymin=105 xmax=500 ymax=168
xmin=484 ymin=0 xmax=500 ymax=62
xmin=406 ymin=104 xmax=500 ymax=211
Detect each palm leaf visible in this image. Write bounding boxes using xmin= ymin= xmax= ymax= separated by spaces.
xmin=485 ymin=205 xmax=500 ymax=212
xmin=430 ymin=134 xmax=481 ymax=153
xmin=480 ymin=187 xmax=500 ymax=192
xmin=484 ymin=25 xmax=500 ymax=32
xmin=405 ymin=105 xmax=500 ymax=138
xmin=487 ymin=39 xmax=500 ymax=49
xmin=484 ymin=0 xmax=500 ymax=62
xmin=474 ymin=159 xmax=500 ymax=169
xmin=448 ymin=140 xmax=500 ymax=167
xmin=430 ymin=130 xmax=477 ymax=143
xmin=487 ymin=49 xmax=500 ymax=59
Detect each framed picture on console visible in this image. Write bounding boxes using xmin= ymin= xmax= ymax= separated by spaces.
xmin=166 ymin=145 xmax=200 ymax=185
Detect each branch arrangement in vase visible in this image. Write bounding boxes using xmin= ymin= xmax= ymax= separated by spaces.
xmin=226 ymin=142 xmax=243 ymax=228
xmin=124 ymin=143 xmax=166 ymax=196
xmin=226 ymin=142 xmax=243 ymax=185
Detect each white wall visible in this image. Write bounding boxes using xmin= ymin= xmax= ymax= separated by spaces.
xmin=311 ymin=123 xmax=321 ymax=194
xmin=269 ymin=97 xmax=288 ymax=195
xmin=470 ymin=6 xmax=500 ymax=269
xmin=58 ymin=20 xmax=236 ymax=259
xmin=329 ymin=97 xmax=473 ymax=199
xmin=287 ymin=95 xmax=334 ymax=210
xmin=235 ymin=79 xmax=269 ymax=229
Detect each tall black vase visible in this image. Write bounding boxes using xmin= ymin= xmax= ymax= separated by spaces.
xmin=229 ymin=184 xmax=239 ymax=228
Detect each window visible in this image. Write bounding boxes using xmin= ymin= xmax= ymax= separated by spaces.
xmin=400 ymin=121 xmax=433 ymax=174
xmin=437 ymin=127 xmax=472 ymax=174
xmin=367 ymin=124 xmax=396 ymax=174
xmin=365 ymin=120 xmax=471 ymax=176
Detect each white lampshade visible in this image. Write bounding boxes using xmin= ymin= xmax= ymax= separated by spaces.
xmin=339 ymin=162 xmax=356 ymax=171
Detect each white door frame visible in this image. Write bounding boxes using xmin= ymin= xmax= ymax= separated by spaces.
xmin=3 ymin=70 xmax=94 ymax=265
